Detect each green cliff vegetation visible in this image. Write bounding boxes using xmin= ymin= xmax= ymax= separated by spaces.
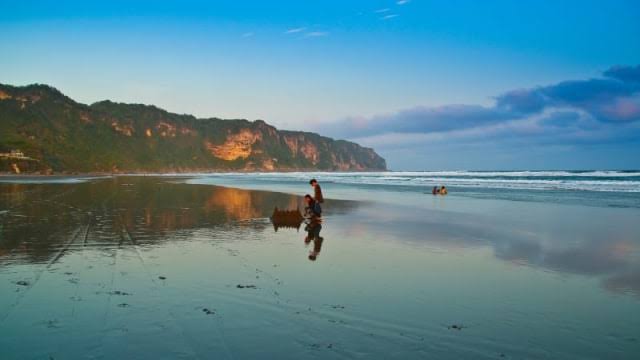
xmin=0 ymin=84 xmax=386 ymax=173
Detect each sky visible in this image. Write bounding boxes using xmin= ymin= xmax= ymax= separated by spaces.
xmin=1 ymin=0 xmax=639 ymax=170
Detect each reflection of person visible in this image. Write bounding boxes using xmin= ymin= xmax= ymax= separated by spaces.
xmin=303 ymin=193 xmax=324 ymax=261
xmin=310 ymin=179 xmax=324 ymax=203
xmin=305 ymin=222 xmax=323 ymax=261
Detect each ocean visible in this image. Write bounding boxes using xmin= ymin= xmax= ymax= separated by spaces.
xmin=181 ymin=170 xmax=640 ymax=209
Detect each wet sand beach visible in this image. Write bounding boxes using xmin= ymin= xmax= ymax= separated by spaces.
xmin=1 ymin=176 xmax=639 ymax=359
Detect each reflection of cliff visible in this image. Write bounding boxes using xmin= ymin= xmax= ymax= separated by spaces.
xmin=204 ymin=186 xmax=302 ymax=221
xmin=0 ymin=183 xmax=29 ymax=204
xmin=0 ymin=177 xmax=360 ymax=265
xmin=140 ymin=207 xmax=200 ymax=231
xmin=205 ymin=187 xmax=263 ymax=220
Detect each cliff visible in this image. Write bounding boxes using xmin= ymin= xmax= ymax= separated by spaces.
xmin=0 ymin=84 xmax=386 ymax=173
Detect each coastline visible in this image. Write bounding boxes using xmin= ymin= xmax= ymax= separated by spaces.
xmin=2 ymin=168 xmax=638 ymax=176
xmin=0 ymin=168 xmax=388 ymax=177
xmin=3 ymin=170 xmax=640 ymax=210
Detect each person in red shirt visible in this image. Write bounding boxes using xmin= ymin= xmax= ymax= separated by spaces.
xmin=309 ymin=178 xmax=324 ymax=203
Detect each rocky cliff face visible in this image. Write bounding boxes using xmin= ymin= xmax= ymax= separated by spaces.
xmin=0 ymin=84 xmax=386 ymax=173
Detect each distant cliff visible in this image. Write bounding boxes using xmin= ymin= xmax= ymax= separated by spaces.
xmin=0 ymin=84 xmax=386 ymax=173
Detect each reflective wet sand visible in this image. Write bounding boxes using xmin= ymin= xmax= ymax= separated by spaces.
xmin=0 ymin=177 xmax=638 ymax=359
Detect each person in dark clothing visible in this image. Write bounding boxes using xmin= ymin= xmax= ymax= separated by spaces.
xmin=303 ymin=194 xmax=322 ymax=219
xmin=309 ymin=179 xmax=324 ymax=203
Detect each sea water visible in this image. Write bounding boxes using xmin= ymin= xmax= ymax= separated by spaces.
xmin=183 ymin=170 xmax=640 ymax=208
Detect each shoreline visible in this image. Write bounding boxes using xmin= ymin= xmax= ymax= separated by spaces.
xmin=3 ymin=172 xmax=639 ymax=207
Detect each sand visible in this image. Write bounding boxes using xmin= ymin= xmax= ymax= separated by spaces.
xmin=0 ymin=176 xmax=639 ymax=359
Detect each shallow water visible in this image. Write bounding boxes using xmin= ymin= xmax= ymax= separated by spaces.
xmin=182 ymin=171 xmax=640 ymax=208
xmin=1 ymin=176 xmax=639 ymax=359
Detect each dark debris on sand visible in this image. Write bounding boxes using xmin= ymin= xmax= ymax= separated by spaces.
xmin=45 ymin=319 xmax=61 ymax=329
xmin=448 ymin=324 xmax=466 ymax=330
xmin=109 ymin=290 xmax=132 ymax=296
xmin=16 ymin=280 xmax=30 ymax=286
xmin=202 ymin=308 xmax=216 ymax=315
xmin=158 ymin=276 xmax=167 ymax=280
xmin=309 ymin=343 xmax=334 ymax=350
xmin=236 ymin=284 xmax=257 ymax=289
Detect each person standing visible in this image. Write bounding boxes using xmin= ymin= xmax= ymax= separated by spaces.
xmin=309 ymin=178 xmax=324 ymax=203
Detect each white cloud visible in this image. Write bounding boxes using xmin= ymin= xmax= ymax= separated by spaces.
xmin=285 ymin=27 xmax=306 ymax=34
xmin=381 ymin=14 xmax=399 ymax=20
xmin=347 ymin=108 xmax=618 ymax=150
xmin=350 ymin=117 xmax=539 ymax=147
xmin=397 ymin=0 xmax=411 ymax=5
xmin=375 ymin=8 xmax=391 ymax=13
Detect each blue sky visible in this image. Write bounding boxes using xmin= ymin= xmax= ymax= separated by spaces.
xmin=1 ymin=0 xmax=639 ymax=170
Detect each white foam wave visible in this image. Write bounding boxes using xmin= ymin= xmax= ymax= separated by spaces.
xmin=189 ymin=171 xmax=640 ymax=193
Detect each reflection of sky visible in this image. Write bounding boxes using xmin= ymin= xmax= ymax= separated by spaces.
xmin=338 ymin=200 xmax=640 ymax=298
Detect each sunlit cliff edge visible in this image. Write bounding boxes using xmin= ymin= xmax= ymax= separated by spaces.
xmin=0 ymin=84 xmax=386 ymax=173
